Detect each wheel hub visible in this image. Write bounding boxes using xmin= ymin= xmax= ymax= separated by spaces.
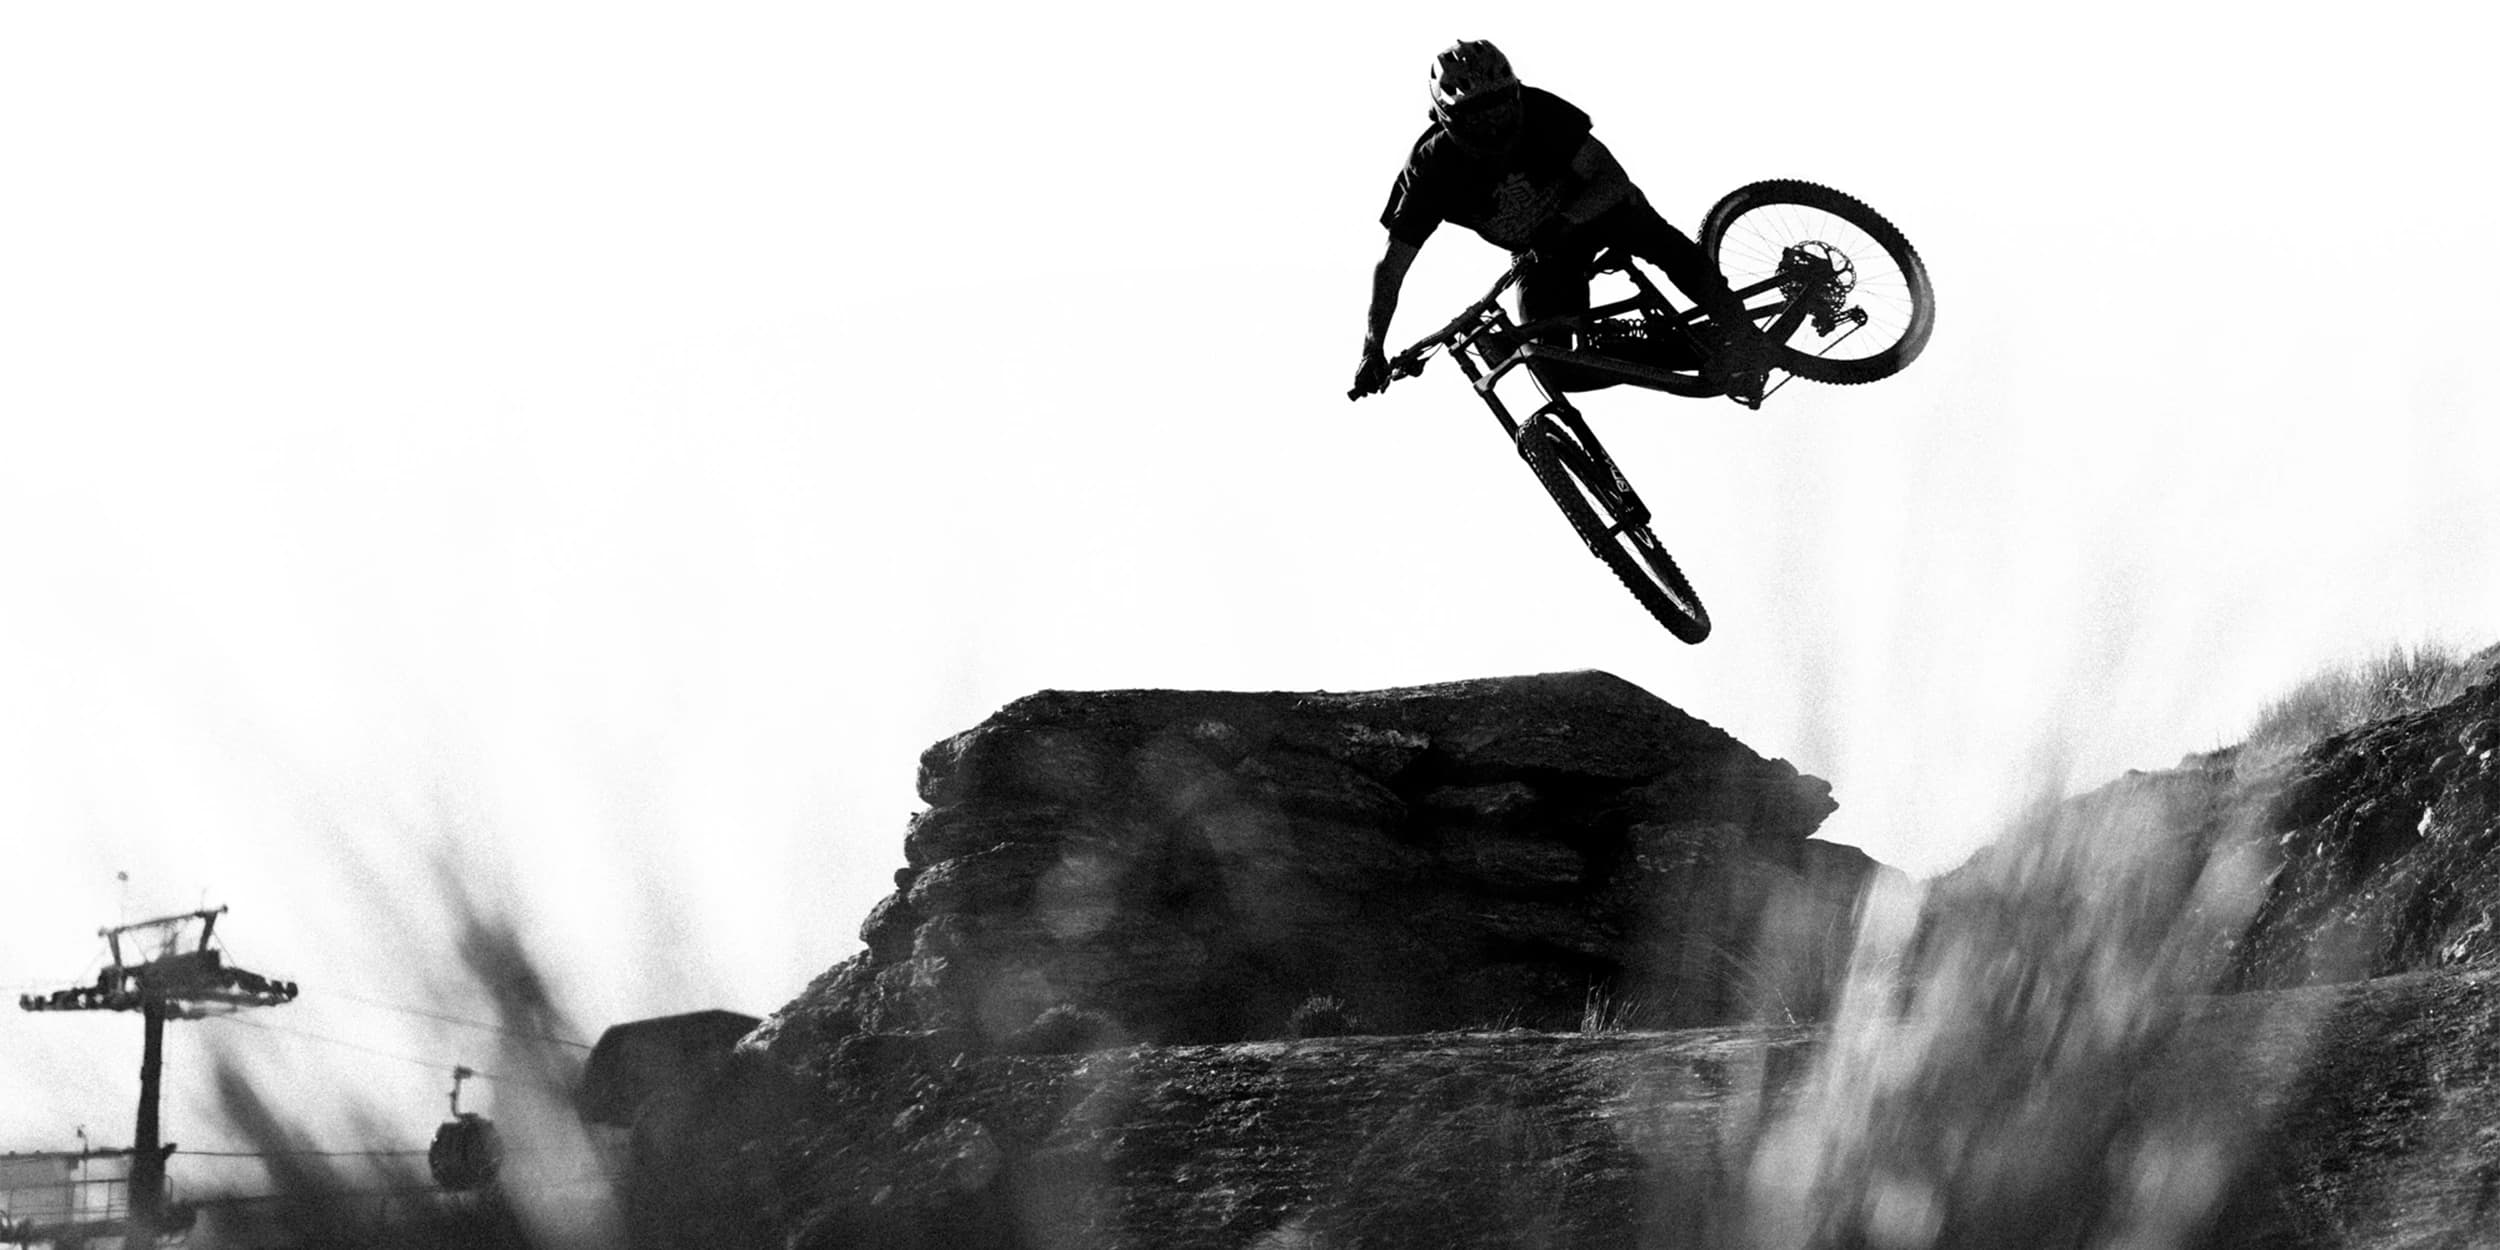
xmin=1778 ymin=242 xmax=1860 ymax=335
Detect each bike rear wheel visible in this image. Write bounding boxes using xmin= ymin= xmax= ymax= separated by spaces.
xmin=1516 ymin=416 xmax=1710 ymax=643
xmin=1699 ymin=179 xmax=1934 ymax=385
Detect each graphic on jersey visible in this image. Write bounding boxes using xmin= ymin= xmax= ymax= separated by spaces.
xmin=1476 ymin=174 xmax=1561 ymax=249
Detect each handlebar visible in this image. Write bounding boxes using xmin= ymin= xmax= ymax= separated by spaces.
xmin=1348 ymin=252 xmax=1538 ymax=401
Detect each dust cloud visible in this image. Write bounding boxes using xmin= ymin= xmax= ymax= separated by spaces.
xmin=1738 ymin=771 xmax=2308 ymax=1250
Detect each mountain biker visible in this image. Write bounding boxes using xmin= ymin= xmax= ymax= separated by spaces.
xmin=1348 ymin=40 xmax=1765 ymax=401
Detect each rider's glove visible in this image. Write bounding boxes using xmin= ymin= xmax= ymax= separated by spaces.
xmin=1349 ymin=344 xmax=1393 ymax=401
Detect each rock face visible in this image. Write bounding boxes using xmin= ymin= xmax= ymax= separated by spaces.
xmin=751 ymin=671 xmax=1867 ymax=1059
xmin=2233 ymin=662 xmax=2500 ymax=987
xmin=1926 ymin=659 xmax=2500 ymax=997
xmin=629 ymin=662 xmax=2500 ymax=1250
xmin=630 ymin=970 xmax=2500 ymax=1250
xmin=637 ymin=972 xmax=2500 ymax=1250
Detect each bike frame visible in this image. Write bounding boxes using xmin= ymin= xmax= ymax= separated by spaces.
xmin=1378 ymin=244 xmax=1853 ymax=569
xmin=1363 ymin=182 xmax=1922 ymax=643
xmin=1384 ymin=254 xmax=1659 ymax=533
xmin=1387 ymin=246 xmax=1839 ymax=414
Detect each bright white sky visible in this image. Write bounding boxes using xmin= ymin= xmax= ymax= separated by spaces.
xmin=5 ymin=1 xmax=2497 ymax=1168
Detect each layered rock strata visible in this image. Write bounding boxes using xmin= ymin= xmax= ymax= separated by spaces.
xmin=2234 ymin=661 xmax=2500 ymax=986
xmin=751 ymin=671 xmax=1873 ymax=1058
xmin=640 ymin=971 xmax=2500 ymax=1250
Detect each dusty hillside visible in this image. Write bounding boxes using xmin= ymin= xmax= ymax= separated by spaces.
xmin=625 ymin=970 xmax=2500 ymax=1249
xmin=620 ymin=659 xmax=2500 ymax=1250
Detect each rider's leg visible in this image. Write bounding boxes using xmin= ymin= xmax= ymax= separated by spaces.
xmin=1515 ymin=243 xmax=1617 ymax=392
xmin=1594 ymin=193 xmax=1752 ymax=334
xmin=1515 ymin=244 xmax=1591 ymax=342
xmin=1593 ymin=193 xmax=1768 ymax=402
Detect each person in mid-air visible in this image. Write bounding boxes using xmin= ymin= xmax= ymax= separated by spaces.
xmin=1349 ymin=40 xmax=1763 ymax=401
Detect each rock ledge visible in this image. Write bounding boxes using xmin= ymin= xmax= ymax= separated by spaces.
xmin=752 ymin=671 xmax=1874 ymax=1058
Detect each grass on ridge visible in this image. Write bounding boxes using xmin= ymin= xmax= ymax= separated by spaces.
xmin=2238 ymin=641 xmax=2492 ymax=768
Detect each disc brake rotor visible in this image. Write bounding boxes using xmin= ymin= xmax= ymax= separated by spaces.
xmin=1777 ymin=241 xmax=1861 ymax=335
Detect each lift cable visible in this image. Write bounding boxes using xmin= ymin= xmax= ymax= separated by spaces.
xmin=313 ymin=989 xmax=595 ymax=1051
xmin=199 ymin=1013 xmax=584 ymax=1101
xmin=178 ymin=1147 xmax=430 ymax=1160
xmin=198 ymin=1013 xmax=509 ymax=1083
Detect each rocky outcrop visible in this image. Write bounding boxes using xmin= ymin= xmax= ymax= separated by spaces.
xmin=1923 ymin=660 xmax=2500 ymax=997
xmin=626 ymin=661 xmax=2500 ymax=1250
xmin=2232 ymin=663 xmax=2500 ymax=987
xmin=637 ymin=971 xmax=2500 ymax=1250
xmin=750 ymin=672 xmax=1870 ymax=1060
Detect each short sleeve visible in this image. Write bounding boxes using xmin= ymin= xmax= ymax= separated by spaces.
xmin=1379 ymin=130 xmax=1445 ymax=247
xmin=1520 ymin=89 xmax=1591 ymax=176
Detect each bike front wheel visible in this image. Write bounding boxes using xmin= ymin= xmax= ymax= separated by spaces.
xmin=1699 ymin=179 xmax=1935 ymax=385
xmin=1517 ymin=417 xmax=1710 ymax=643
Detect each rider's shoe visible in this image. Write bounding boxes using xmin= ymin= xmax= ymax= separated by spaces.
xmin=1722 ymin=365 xmax=1768 ymax=410
xmin=1707 ymin=328 xmax=1772 ymax=409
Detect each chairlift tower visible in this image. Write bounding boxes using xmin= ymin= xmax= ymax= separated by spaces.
xmin=18 ymin=906 xmax=299 ymax=1246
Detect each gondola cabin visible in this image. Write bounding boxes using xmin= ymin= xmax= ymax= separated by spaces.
xmin=428 ymin=1066 xmax=502 ymax=1191
xmin=427 ymin=1113 xmax=502 ymax=1191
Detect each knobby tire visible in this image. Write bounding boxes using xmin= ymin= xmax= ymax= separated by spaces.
xmin=1516 ymin=417 xmax=1710 ymax=644
xmin=1699 ymin=179 xmax=1935 ymax=385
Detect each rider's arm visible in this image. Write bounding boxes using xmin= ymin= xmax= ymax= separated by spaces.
xmin=1351 ymin=234 xmax=1423 ymax=398
xmin=1556 ymin=136 xmax=1634 ymax=229
xmin=1363 ymin=235 xmax=1422 ymax=355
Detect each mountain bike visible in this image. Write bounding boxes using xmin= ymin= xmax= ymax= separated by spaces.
xmin=1359 ymin=179 xmax=1935 ymax=643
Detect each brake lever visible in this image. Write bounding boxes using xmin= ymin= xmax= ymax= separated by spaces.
xmin=1347 ymin=343 xmax=1435 ymax=402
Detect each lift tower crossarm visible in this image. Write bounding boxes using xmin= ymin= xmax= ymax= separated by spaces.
xmin=23 ymin=906 xmax=298 ymax=1015
xmin=17 ymin=904 xmax=298 ymax=1247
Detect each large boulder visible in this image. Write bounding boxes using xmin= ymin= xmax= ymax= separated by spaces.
xmin=749 ymin=671 xmax=1873 ymax=1061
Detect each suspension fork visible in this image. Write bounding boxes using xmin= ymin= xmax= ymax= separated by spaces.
xmin=1447 ymin=311 xmax=1652 ymax=528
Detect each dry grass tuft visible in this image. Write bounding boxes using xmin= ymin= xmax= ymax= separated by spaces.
xmin=2240 ymin=642 xmax=2483 ymax=769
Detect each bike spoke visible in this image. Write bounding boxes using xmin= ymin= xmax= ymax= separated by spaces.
xmin=1715 ymin=199 xmax=1920 ymax=363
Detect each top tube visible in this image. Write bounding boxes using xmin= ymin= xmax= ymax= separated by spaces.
xmin=1394 ymin=244 xmax=1669 ymax=364
xmin=1396 ymin=252 xmax=1533 ymax=365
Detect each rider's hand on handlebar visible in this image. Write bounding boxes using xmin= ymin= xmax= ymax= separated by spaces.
xmin=1348 ymin=344 xmax=1392 ymax=401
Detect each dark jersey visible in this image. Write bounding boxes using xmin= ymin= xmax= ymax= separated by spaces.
xmin=1379 ymin=86 xmax=1594 ymax=252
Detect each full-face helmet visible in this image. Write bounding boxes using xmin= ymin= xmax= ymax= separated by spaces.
xmin=1429 ymin=40 xmax=1523 ymax=150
